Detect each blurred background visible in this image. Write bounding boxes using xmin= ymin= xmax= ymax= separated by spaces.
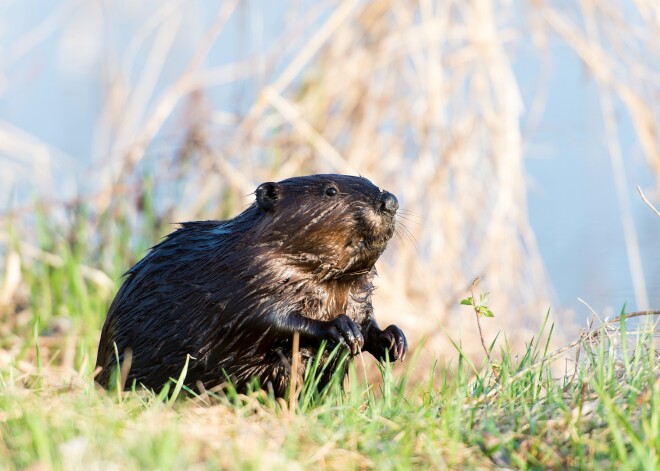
xmin=0 ymin=0 xmax=658 ymax=367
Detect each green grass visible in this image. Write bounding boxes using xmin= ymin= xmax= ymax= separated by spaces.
xmin=1 ymin=316 xmax=658 ymax=470
xmin=0 ymin=209 xmax=659 ymax=470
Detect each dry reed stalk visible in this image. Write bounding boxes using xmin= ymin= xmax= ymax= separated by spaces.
xmin=96 ymin=1 xmax=241 ymax=206
xmin=288 ymin=331 xmax=300 ymax=412
xmin=637 ymin=186 xmax=660 ymax=217
xmin=119 ymin=348 xmax=133 ymax=393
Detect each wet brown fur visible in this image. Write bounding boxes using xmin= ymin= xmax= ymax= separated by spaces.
xmin=95 ymin=174 xmax=407 ymax=396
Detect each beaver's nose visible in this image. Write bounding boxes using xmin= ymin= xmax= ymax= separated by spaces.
xmin=378 ymin=191 xmax=399 ymax=215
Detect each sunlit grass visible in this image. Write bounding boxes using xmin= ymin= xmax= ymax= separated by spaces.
xmin=1 ymin=297 xmax=658 ymax=469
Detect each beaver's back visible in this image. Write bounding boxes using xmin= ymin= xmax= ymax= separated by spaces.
xmin=95 ymin=219 xmax=258 ymax=389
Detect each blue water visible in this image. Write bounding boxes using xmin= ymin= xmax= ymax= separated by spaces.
xmin=519 ymin=42 xmax=659 ymax=315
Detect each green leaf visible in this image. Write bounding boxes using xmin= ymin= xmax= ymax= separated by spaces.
xmin=168 ymin=354 xmax=194 ymax=406
xmin=460 ymin=297 xmax=474 ymax=306
xmin=482 ymin=308 xmax=495 ymax=318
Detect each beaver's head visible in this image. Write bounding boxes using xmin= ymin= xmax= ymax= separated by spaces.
xmin=253 ymin=174 xmax=398 ymax=280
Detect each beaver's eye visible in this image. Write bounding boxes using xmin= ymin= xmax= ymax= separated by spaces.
xmin=325 ymin=187 xmax=338 ymax=197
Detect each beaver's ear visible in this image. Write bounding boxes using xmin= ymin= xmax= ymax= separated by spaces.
xmin=255 ymin=182 xmax=281 ymax=212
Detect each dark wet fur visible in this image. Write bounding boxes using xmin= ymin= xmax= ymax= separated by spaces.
xmin=95 ymin=174 xmax=407 ymax=396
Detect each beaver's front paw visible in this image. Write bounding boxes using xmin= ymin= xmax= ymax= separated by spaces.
xmin=374 ymin=325 xmax=407 ymax=362
xmin=325 ymin=314 xmax=364 ymax=356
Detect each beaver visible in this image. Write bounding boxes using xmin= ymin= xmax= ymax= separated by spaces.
xmin=95 ymin=174 xmax=407 ymax=396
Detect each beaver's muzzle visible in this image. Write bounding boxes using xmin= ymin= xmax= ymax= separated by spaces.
xmin=377 ymin=191 xmax=398 ymax=216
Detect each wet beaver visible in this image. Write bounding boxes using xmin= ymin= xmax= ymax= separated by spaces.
xmin=95 ymin=174 xmax=406 ymax=396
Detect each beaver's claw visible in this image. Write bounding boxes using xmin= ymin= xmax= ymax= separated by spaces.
xmin=378 ymin=325 xmax=407 ymax=362
xmin=326 ymin=314 xmax=364 ymax=356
